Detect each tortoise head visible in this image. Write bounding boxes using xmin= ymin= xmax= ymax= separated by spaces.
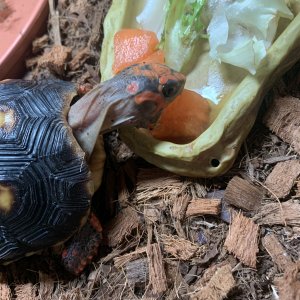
xmin=100 ymin=63 xmax=186 ymax=132
xmin=69 ymin=63 xmax=185 ymax=157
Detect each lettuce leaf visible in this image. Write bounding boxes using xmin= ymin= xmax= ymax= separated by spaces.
xmin=136 ymin=0 xmax=168 ymax=40
xmin=159 ymin=0 xmax=207 ymax=73
xmin=207 ymin=0 xmax=294 ymax=74
xmin=137 ymin=0 xmax=294 ymax=75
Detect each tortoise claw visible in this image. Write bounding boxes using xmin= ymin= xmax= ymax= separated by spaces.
xmin=61 ymin=213 xmax=102 ymax=275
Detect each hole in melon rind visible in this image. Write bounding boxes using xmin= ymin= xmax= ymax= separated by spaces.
xmin=211 ymin=158 xmax=220 ymax=168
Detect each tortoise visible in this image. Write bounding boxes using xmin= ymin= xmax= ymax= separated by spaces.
xmin=0 ymin=63 xmax=185 ymax=274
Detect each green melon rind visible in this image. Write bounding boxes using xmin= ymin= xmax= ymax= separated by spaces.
xmin=100 ymin=0 xmax=300 ymax=177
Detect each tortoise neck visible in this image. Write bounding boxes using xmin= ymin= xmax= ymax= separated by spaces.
xmin=68 ymin=82 xmax=116 ymax=158
xmin=68 ymin=78 xmax=138 ymax=158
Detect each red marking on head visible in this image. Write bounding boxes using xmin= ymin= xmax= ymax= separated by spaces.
xmin=77 ymin=84 xmax=93 ymax=95
xmin=126 ymin=81 xmax=139 ymax=94
xmin=135 ymin=91 xmax=166 ymax=114
xmin=159 ymin=75 xmax=169 ymax=85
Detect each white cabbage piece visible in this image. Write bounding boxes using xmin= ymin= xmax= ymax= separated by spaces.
xmin=207 ymin=0 xmax=294 ymax=74
xmin=136 ymin=0 xmax=168 ymax=40
xmin=136 ymin=0 xmax=207 ymax=73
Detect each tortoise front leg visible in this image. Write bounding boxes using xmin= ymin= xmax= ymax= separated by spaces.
xmin=61 ymin=213 xmax=102 ymax=275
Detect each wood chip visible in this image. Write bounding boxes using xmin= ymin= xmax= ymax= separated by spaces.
xmin=193 ymin=261 xmax=231 ymax=289
xmin=146 ymin=209 xmax=162 ymax=224
xmin=265 ymin=160 xmax=300 ymax=198
xmin=172 ymin=194 xmax=191 ymax=238
xmin=107 ymin=207 xmax=141 ymax=247
xmin=161 ymin=234 xmax=202 ymax=260
xmin=125 ymin=257 xmax=149 ymax=285
xmin=15 ymin=283 xmax=36 ymax=300
xmin=114 ymin=142 xmax=135 ymax=163
xmin=37 ymin=272 xmax=54 ymax=299
xmin=117 ymin=169 xmax=130 ymax=208
xmin=101 ymin=236 xmax=140 ymax=264
xmin=136 ymin=168 xmax=184 ymax=204
xmin=87 ymin=8 xmax=107 ymax=48
xmin=191 ymin=264 xmax=235 ymax=300
xmin=253 ymin=200 xmax=300 ymax=226
xmin=147 ymin=243 xmax=168 ymax=295
xmin=220 ymin=201 xmax=231 ymax=224
xmin=172 ymin=194 xmax=190 ymax=220
xmin=276 ymin=261 xmax=300 ymax=300
xmin=114 ymin=246 xmax=147 ymax=268
xmin=186 ymin=179 xmax=207 ymax=198
xmin=25 ymin=56 xmax=40 ymax=69
xmin=207 ymin=189 xmax=225 ymax=200
xmin=53 ymin=290 xmax=85 ymax=300
xmin=224 ymin=176 xmax=263 ymax=211
xmin=38 ymin=45 xmax=72 ymax=75
xmin=262 ymin=233 xmax=294 ymax=272
xmin=165 ymin=263 xmax=190 ymax=300
xmin=296 ymin=180 xmax=300 ymax=197
xmin=69 ymin=47 xmax=91 ymax=71
xmin=0 ymin=273 xmax=11 ymax=300
xmin=48 ymin=0 xmax=61 ymax=45
xmin=224 ymin=213 xmax=259 ymax=268
xmin=173 ymin=219 xmax=187 ymax=239
xmin=263 ymin=155 xmax=297 ymax=165
xmin=100 ymin=268 xmax=126 ymax=299
xmin=263 ymin=96 xmax=300 ymax=154
xmin=184 ymin=265 xmax=198 ymax=285
xmin=32 ymin=35 xmax=50 ymax=54
xmin=186 ymin=199 xmax=221 ymax=217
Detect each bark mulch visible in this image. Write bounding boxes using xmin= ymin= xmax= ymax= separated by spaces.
xmin=1 ymin=0 xmax=300 ymax=299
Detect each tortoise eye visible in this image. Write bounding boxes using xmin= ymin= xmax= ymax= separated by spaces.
xmin=162 ymin=80 xmax=178 ymax=98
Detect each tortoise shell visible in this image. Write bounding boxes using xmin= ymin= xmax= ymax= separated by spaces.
xmin=0 ymin=80 xmax=92 ymax=262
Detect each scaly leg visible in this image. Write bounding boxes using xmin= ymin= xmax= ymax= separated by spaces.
xmin=61 ymin=213 xmax=102 ymax=275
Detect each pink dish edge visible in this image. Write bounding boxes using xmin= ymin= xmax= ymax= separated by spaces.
xmin=0 ymin=0 xmax=49 ymax=80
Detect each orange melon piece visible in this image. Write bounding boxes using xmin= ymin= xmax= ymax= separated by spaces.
xmin=113 ymin=29 xmax=163 ymax=73
xmin=142 ymin=49 xmax=165 ymax=64
xmin=151 ymin=90 xmax=211 ymax=144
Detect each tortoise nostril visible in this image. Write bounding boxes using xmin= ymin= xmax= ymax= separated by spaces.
xmin=71 ymin=94 xmax=81 ymax=106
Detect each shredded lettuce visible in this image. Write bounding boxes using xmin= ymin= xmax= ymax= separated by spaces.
xmin=159 ymin=0 xmax=207 ymax=73
xmin=136 ymin=0 xmax=294 ymax=75
xmin=136 ymin=0 xmax=168 ymax=39
xmin=207 ymin=0 xmax=294 ymax=74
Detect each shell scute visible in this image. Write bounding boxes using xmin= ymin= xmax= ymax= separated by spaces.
xmin=0 ymin=80 xmax=92 ymax=261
